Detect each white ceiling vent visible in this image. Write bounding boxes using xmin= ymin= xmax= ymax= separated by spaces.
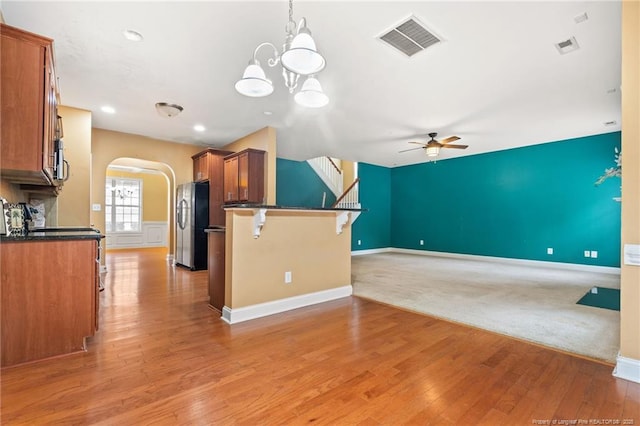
xmin=379 ymin=16 xmax=441 ymax=57
xmin=555 ymin=36 xmax=580 ymax=55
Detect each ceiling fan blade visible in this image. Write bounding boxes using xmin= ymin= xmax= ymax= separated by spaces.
xmin=398 ymin=147 xmax=424 ymax=153
xmin=439 ymin=136 xmax=461 ymax=144
xmin=441 ymin=144 xmax=468 ymax=149
xmin=408 ymin=141 xmax=426 ymax=145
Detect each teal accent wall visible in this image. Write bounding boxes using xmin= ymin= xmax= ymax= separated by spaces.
xmin=390 ymin=132 xmax=621 ymax=267
xmin=276 ymin=158 xmax=337 ymax=208
xmin=351 ymin=163 xmax=391 ymax=250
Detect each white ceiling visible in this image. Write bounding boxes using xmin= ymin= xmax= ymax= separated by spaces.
xmin=1 ymin=1 xmax=621 ymax=167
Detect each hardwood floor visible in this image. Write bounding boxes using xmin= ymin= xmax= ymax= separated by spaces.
xmin=1 ymin=248 xmax=638 ymax=425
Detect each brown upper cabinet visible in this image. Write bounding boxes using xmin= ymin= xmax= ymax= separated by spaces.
xmin=223 ymin=149 xmax=266 ymax=204
xmin=191 ymin=148 xmax=234 ymax=226
xmin=0 ymin=24 xmax=61 ymax=188
xmin=193 ymin=151 xmax=210 ymax=182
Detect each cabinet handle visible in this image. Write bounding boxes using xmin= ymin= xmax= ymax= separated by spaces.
xmin=62 ymin=160 xmax=70 ymax=181
xmin=244 ymin=188 xmax=248 ymax=199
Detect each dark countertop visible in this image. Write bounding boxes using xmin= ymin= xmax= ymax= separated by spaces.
xmin=223 ymin=204 xmax=366 ymax=212
xmin=0 ymin=227 xmax=104 ymax=242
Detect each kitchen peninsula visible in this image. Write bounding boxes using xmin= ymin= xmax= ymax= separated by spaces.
xmin=0 ymin=228 xmax=103 ymax=367
xmin=207 ymin=205 xmax=362 ymax=324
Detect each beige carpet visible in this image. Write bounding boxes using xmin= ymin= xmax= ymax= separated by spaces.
xmin=351 ymin=252 xmax=620 ymax=363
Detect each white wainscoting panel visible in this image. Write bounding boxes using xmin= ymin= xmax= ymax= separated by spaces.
xmin=106 ymin=221 xmax=168 ymax=249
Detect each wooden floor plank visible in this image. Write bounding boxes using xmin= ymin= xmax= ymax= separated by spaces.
xmin=1 ymin=248 xmax=638 ymax=425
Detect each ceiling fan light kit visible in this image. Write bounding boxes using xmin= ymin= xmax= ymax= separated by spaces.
xmin=235 ymin=0 xmax=329 ymax=107
xmin=399 ymin=132 xmax=468 ymax=159
xmin=425 ymin=146 xmax=440 ymax=157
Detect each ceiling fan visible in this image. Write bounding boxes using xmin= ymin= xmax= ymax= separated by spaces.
xmin=399 ymin=132 xmax=468 ymax=157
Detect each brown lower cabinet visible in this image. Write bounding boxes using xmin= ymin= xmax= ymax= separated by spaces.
xmin=0 ymin=238 xmax=99 ymax=367
xmin=206 ymin=228 xmax=225 ymax=312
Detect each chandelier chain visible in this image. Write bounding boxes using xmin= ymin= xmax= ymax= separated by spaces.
xmin=289 ymin=0 xmax=293 ymax=24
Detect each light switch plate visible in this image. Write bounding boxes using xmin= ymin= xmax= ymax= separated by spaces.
xmin=92 ymin=203 xmax=101 ymax=211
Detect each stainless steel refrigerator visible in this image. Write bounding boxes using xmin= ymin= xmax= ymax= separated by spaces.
xmin=175 ymin=182 xmax=209 ymax=270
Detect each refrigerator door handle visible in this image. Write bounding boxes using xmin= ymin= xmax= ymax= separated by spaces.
xmin=178 ymin=199 xmax=188 ymax=230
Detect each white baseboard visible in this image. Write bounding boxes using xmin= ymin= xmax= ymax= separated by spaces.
xmin=613 ymin=354 xmax=640 ymax=383
xmin=221 ymin=285 xmax=352 ymax=324
xmin=351 ymin=248 xmax=393 ymax=256
xmin=355 ymin=247 xmax=620 ymax=274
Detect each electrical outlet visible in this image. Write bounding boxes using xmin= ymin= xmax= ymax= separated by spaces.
xmin=591 ymin=250 xmax=598 ymax=258
xmin=284 ymin=271 xmax=292 ymax=284
xmin=419 ymin=240 xmax=424 ymax=246
xmin=547 ymin=248 xmax=553 ymax=255
xmin=357 ymin=240 xmax=361 ymax=246
xmin=584 ymin=250 xmax=591 ymax=258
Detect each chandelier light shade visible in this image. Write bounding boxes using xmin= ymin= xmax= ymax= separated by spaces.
xmin=294 ymin=76 xmax=329 ymax=108
xmin=235 ymin=60 xmax=274 ymax=97
xmin=280 ymin=23 xmax=325 ymax=75
xmin=155 ymin=102 xmax=183 ymax=118
xmin=235 ymin=0 xmax=329 ymax=107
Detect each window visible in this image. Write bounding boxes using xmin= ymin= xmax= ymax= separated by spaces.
xmin=105 ymin=178 xmax=142 ymax=233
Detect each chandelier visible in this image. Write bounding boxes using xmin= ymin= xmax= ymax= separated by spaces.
xmin=234 ymin=0 xmax=329 ymax=108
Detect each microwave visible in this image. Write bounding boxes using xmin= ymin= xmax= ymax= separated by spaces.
xmin=53 ymin=138 xmax=69 ymax=181
xmin=53 ymin=116 xmax=69 ymax=182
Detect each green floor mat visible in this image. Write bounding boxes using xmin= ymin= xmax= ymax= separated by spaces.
xmin=577 ymin=287 xmax=620 ymax=311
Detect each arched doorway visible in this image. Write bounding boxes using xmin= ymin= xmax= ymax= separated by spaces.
xmin=104 ymin=158 xmax=174 ymax=253
xmin=100 ymin=158 xmax=177 ymax=263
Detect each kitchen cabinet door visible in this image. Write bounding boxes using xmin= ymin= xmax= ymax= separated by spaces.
xmin=192 ymin=152 xmax=209 ymax=182
xmin=223 ymin=156 xmax=239 ymax=203
xmin=192 ymin=149 xmax=235 ymax=225
xmin=207 ymin=230 xmax=225 ymax=312
xmin=223 ymin=149 xmax=265 ymax=204
xmin=0 ymin=23 xmax=59 ymax=187
xmin=1 ymin=238 xmax=98 ymax=367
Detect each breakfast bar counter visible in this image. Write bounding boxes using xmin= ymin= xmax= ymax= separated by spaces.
xmin=217 ymin=205 xmax=362 ymax=324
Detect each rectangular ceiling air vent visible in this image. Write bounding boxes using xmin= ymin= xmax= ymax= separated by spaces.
xmin=379 ymin=16 xmax=441 ymax=57
xmin=555 ymin=36 xmax=580 ymax=55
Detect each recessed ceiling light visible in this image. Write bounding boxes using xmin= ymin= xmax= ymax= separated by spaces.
xmin=263 ymin=111 xmax=273 ymax=116
xmin=101 ymin=106 xmax=116 ymax=114
xmin=194 ymin=124 xmax=206 ymax=132
xmin=123 ymin=29 xmax=144 ymax=42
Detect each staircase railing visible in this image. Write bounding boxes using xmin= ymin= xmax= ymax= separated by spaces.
xmin=307 ymin=157 xmax=343 ymax=197
xmin=332 ymin=178 xmax=360 ymax=209
xmin=326 ymin=157 xmax=342 ymax=175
